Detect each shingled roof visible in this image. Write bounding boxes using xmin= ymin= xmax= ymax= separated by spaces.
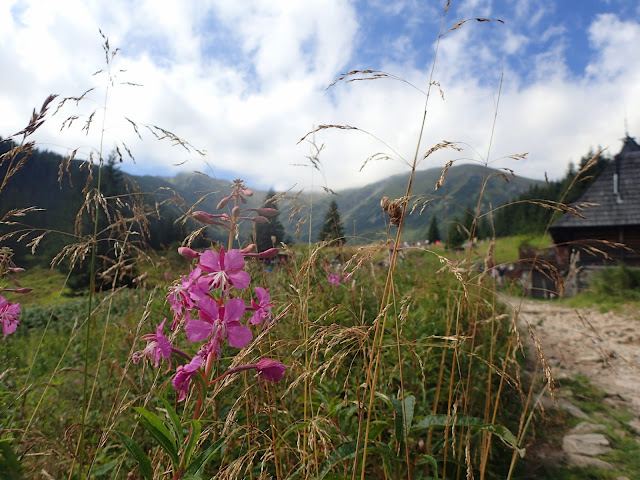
xmin=551 ymin=135 xmax=640 ymax=229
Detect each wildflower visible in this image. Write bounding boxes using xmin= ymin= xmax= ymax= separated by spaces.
xmin=167 ymin=268 xmax=201 ymax=326
xmin=256 ymin=358 xmax=286 ymax=382
xmin=327 ymin=273 xmax=341 ymax=286
xmin=132 ymin=319 xmax=172 ymax=369
xmin=185 ymin=296 xmax=252 ymax=348
xmin=0 ymin=295 xmax=20 ymax=335
xmin=249 ymin=287 xmax=273 ymax=325
xmin=199 ymin=247 xmax=251 ymax=291
xmin=209 ymin=357 xmax=286 ymax=388
xmin=173 ymin=354 xmax=203 ymax=401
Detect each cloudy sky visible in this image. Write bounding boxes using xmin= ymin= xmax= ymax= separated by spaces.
xmin=1 ymin=0 xmax=639 ymax=192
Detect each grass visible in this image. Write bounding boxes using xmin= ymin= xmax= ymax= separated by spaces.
xmin=0 ymin=4 xmax=624 ymax=480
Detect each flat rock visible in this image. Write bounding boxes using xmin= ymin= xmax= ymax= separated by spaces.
xmin=558 ymin=399 xmax=590 ymax=419
xmin=563 ymin=433 xmax=611 ymax=456
xmin=568 ymin=422 xmax=607 ymax=435
xmin=566 ymin=453 xmax=614 ymax=470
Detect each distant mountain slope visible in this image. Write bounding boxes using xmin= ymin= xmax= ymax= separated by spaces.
xmin=1 ymin=139 xmax=542 ymax=250
xmin=137 ymin=163 xmax=543 ymax=244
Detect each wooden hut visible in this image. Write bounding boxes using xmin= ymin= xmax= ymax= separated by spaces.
xmin=550 ymin=135 xmax=640 ymax=266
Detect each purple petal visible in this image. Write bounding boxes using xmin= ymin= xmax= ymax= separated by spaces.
xmin=255 ymin=287 xmax=270 ymax=305
xmin=226 ymin=322 xmax=253 ymax=348
xmin=185 ymin=319 xmax=213 ymax=342
xmin=223 ymin=298 xmax=246 ymax=322
xmin=155 ymin=319 xmax=172 ymax=358
xmin=198 ymin=249 xmax=220 ymax=273
xmin=197 ymin=296 xmax=220 ymax=322
xmin=229 ymin=270 xmax=251 ymax=290
xmin=224 ymin=249 xmax=245 ymax=271
xmin=257 ymin=358 xmax=286 ymax=382
xmin=173 ymin=355 xmax=203 ymax=401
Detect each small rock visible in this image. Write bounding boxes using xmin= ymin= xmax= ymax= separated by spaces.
xmin=558 ymin=399 xmax=590 ymax=419
xmin=627 ymin=419 xmax=640 ymax=435
xmin=563 ymin=433 xmax=611 ymax=456
xmin=568 ymin=422 xmax=607 ymax=435
xmin=565 ymin=453 xmax=614 ymax=470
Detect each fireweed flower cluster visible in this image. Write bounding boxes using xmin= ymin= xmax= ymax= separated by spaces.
xmin=133 ymin=180 xmax=285 ymax=404
xmin=0 ymin=247 xmax=32 ymax=336
xmin=327 ymin=272 xmax=352 ymax=287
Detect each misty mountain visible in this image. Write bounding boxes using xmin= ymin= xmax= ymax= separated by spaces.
xmin=1 ymin=140 xmax=542 ymax=257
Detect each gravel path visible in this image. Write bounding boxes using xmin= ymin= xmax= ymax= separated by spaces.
xmin=504 ymin=296 xmax=640 ymax=413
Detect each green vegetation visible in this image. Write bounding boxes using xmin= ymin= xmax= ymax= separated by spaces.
xmin=317 ymin=199 xmax=345 ymax=244
xmin=559 ymin=265 xmax=640 ymax=312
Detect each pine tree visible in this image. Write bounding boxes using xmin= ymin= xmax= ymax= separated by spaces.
xmin=427 ymin=215 xmax=441 ymax=243
xmin=447 ymin=216 xmax=465 ymax=249
xmin=318 ymin=200 xmax=345 ymax=244
xmin=255 ymin=189 xmax=287 ymax=251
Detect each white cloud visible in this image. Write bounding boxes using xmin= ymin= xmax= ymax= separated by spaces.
xmin=0 ymin=1 xmax=639 ymax=196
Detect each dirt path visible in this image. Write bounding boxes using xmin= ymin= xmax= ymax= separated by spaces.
xmin=506 ymin=296 xmax=640 ymax=414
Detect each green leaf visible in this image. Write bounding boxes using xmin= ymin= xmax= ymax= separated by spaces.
xmin=115 ymin=431 xmax=154 ymax=480
xmin=183 ymin=419 xmax=202 ymax=468
xmin=416 ymin=454 xmax=439 ymax=478
xmin=156 ymin=395 xmax=185 ymax=445
xmin=412 ymin=414 xmax=525 ymax=457
xmin=132 ymin=406 xmax=180 ymax=466
xmin=391 ymin=395 xmax=416 ymax=444
xmin=319 ymin=440 xmax=358 ymax=478
xmin=185 ymin=436 xmax=226 ymax=475
xmin=0 ymin=438 xmax=24 ymax=480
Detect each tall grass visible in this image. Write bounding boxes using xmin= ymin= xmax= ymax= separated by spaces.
xmin=0 ymin=4 xmax=586 ymax=480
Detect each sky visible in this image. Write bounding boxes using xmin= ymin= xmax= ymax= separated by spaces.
xmin=1 ymin=0 xmax=639 ymax=193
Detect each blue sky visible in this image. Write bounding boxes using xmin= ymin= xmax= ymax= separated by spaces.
xmin=1 ymin=0 xmax=639 ymax=192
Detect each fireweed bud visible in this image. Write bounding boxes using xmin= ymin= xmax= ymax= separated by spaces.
xmin=178 ymin=247 xmax=200 ymax=259
xmin=240 ymin=244 xmax=258 ymax=255
xmin=242 ymin=189 xmax=253 ymax=197
xmin=252 ymin=216 xmax=269 ymax=224
xmin=232 ymin=206 xmax=241 ymax=218
xmin=217 ymin=196 xmax=231 ymax=210
xmin=256 ymin=208 xmax=278 ymax=217
xmin=193 ymin=211 xmax=218 ymax=224
xmin=258 ymin=248 xmax=279 ymax=259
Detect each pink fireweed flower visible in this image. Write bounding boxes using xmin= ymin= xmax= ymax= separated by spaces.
xmin=185 ymin=296 xmax=252 ymax=349
xmin=256 ymin=358 xmax=286 ymax=382
xmin=167 ymin=268 xmax=201 ymax=327
xmin=199 ymin=247 xmax=251 ymax=291
xmin=173 ymin=354 xmax=203 ymax=402
xmin=0 ymin=295 xmax=20 ymax=335
xmin=327 ymin=273 xmax=341 ymax=286
xmin=132 ymin=319 xmax=172 ymax=369
xmin=209 ymin=357 xmax=286 ymax=389
xmin=250 ymin=287 xmax=273 ymax=326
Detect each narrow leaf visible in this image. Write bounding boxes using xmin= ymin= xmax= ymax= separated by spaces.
xmin=115 ymin=431 xmax=154 ymax=480
xmin=157 ymin=395 xmax=185 ymax=445
xmin=133 ymin=407 xmax=180 ymax=466
xmin=186 ymin=437 xmax=226 ymax=475
xmin=183 ymin=419 xmax=202 ymax=468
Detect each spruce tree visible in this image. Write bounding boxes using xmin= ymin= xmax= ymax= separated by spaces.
xmin=427 ymin=215 xmax=441 ymax=243
xmin=318 ymin=199 xmax=345 ymax=244
xmin=255 ymin=189 xmax=287 ymax=251
xmin=447 ymin=216 xmax=465 ymax=249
